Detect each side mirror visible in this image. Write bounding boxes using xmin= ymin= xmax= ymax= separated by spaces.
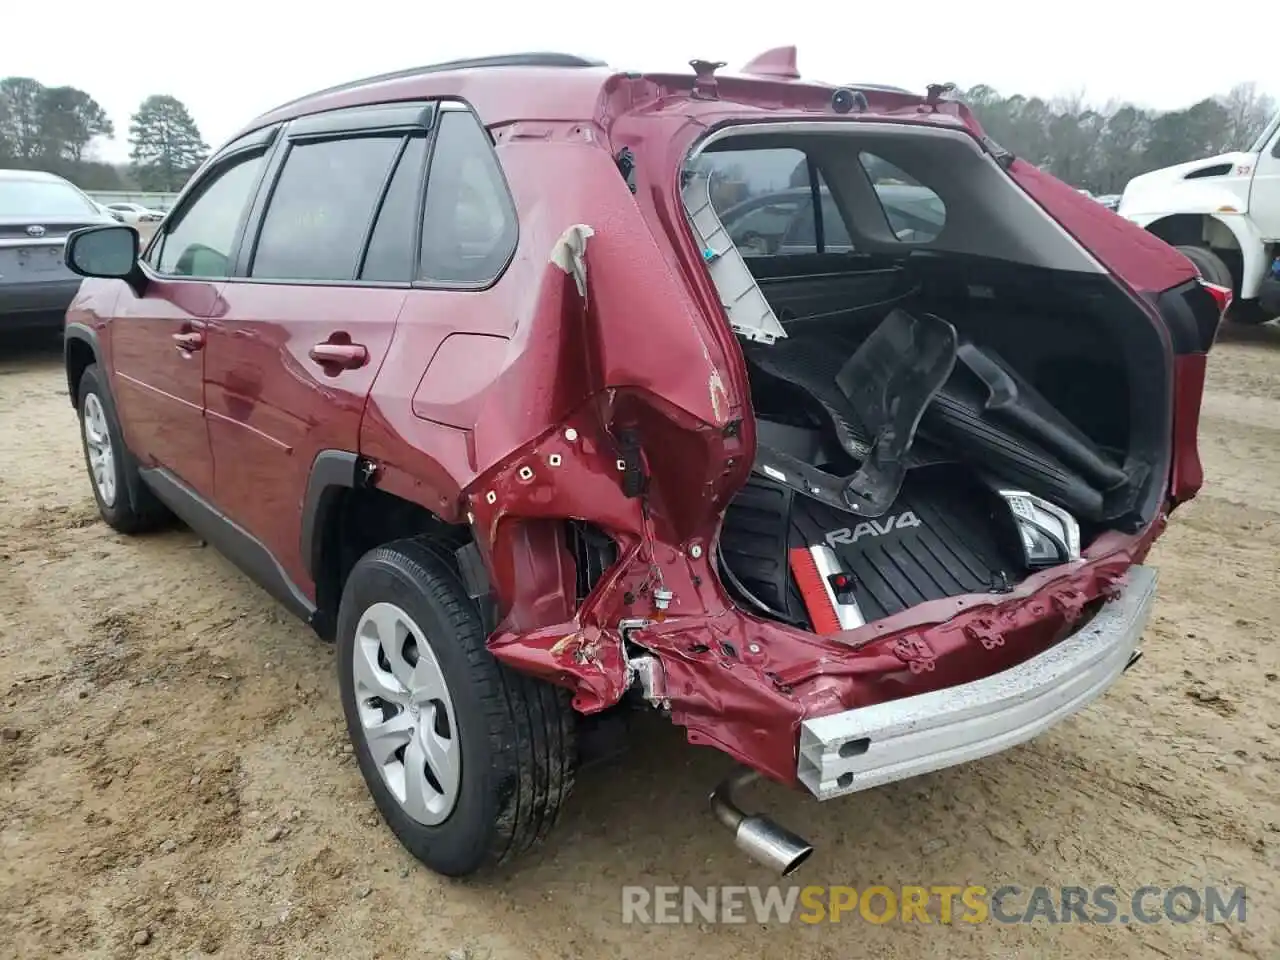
xmin=65 ymin=224 xmax=139 ymax=280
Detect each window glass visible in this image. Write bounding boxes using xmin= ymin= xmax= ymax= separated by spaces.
xmin=778 ymin=185 xmax=853 ymax=253
xmin=858 ymin=152 xmax=946 ymax=242
xmin=360 ymin=136 xmax=427 ymax=282
xmin=694 ymin=147 xmax=852 ymax=256
xmin=0 ymin=178 xmax=102 ymax=218
xmin=696 ymin=147 xmax=806 ymax=256
xmin=153 ymin=152 xmax=266 ymax=277
xmin=419 ymin=111 xmax=517 ymax=284
xmin=252 ymin=135 xmax=401 ymax=281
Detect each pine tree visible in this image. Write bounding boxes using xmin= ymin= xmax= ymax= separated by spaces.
xmin=129 ymin=95 xmax=208 ymax=192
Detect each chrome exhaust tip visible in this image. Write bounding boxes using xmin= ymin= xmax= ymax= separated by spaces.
xmin=709 ymin=767 xmax=814 ymax=876
xmin=1125 ymin=649 xmax=1144 ymax=672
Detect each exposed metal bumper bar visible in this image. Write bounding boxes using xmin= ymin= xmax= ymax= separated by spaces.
xmin=797 ymin=564 xmax=1158 ymax=800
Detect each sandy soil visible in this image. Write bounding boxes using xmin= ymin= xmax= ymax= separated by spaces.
xmin=1 ymin=325 xmax=1278 ymax=959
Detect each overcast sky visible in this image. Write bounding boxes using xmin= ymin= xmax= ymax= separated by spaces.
xmin=7 ymin=1 xmax=1276 ymax=163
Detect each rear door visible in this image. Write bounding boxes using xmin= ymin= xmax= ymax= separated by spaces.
xmin=112 ymin=140 xmax=273 ymax=497
xmin=203 ymin=103 xmax=432 ymax=588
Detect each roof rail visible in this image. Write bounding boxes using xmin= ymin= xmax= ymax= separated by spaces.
xmin=267 ymin=52 xmax=607 ymax=114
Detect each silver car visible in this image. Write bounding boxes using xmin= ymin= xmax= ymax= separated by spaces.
xmin=1 ymin=169 xmax=117 ymax=330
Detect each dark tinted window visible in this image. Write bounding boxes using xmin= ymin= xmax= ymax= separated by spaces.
xmin=360 ymin=136 xmax=427 ymax=282
xmin=252 ymin=135 xmax=400 ymax=281
xmin=779 ymin=187 xmax=853 ymax=252
xmin=419 ymin=111 xmax=517 ymax=284
xmin=153 ymin=152 xmax=266 ymax=278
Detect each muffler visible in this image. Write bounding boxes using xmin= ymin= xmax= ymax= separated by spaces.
xmin=709 ymin=767 xmax=814 ymax=876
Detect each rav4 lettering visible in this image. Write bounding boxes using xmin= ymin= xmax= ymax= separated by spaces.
xmin=825 ymin=511 xmax=922 ymax=547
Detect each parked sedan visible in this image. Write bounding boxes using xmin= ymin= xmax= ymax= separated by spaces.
xmin=1 ymin=169 xmax=117 ymax=330
xmin=104 ymin=202 xmax=166 ymax=225
xmin=94 ymin=202 xmax=126 ymax=222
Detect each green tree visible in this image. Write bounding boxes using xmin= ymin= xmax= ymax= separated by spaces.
xmin=1096 ymin=105 xmax=1153 ymax=193
xmin=0 ymin=77 xmax=46 ymax=161
xmin=1143 ymin=99 xmax=1231 ymax=169
xmin=37 ymin=86 xmax=114 ymax=162
xmin=963 ymin=82 xmax=1274 ymax=193
xmin=129 ymin=94 xmax=208 ymax=192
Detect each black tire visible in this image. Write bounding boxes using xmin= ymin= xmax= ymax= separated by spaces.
xmin=76 ymin=364 xmax=170 ymax=534
xmin=336 ymin=538 xmax=576 ymax=877
xmin=1175 ymin=244 xmax=1233 ymax=289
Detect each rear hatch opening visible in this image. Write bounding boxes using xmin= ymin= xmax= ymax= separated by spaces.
xmin=680 ymin=120 xmax=1172 ymax=632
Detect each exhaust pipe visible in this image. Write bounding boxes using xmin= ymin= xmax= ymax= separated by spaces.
xmin=709 ymin=767 xmax=814 ymax=876
xmin=1125 ymin=649 xmax=1144 ymax=672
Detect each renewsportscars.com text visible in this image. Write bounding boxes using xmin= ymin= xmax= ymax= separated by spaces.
xmin=621 ymin=884 xmax=1248 ymax=925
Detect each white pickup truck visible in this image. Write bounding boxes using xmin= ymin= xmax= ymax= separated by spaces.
xmin=1119 ymin=112 xmax=1280 ymax=324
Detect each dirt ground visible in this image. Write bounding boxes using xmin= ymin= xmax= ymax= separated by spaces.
xmin=1 ymin=325 xmax=1278 ymax=959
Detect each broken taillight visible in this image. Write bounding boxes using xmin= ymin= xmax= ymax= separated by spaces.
xmin=1198 ymin=279 xmax=1232 ymax=319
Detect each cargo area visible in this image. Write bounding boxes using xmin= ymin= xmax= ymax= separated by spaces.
xmin=682 ymin=123 xmax=1172 ymax=630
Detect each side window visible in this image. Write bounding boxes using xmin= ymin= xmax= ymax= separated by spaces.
xmin=251 ymin=135 xmax=401 ymax=281
xmin=360 ymin=136 xmax=428 ymax=282
xmin=821 ymin=194 xmax=852 ymax=249
xmin=778 ymin=187 xmax=852 ymax=252
xmin=695 ymin=147 xmax=852 ymax=256
xmin=151 ymin=152 xmax=266 ymax=278
xmin=780 ymin=197 xmax=817 ymax=250
xmin=419 ymin=110 xmax=517 ymax=284
xmin=858 ymin=152 xmax=946 ymax=243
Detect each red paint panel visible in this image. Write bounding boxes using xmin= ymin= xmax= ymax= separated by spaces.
xmin=205 ymin=283 xmax=404 ymax=591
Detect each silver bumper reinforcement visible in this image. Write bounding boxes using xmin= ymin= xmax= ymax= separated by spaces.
xmin=797 ymin=564 xmax=1158 ymax=800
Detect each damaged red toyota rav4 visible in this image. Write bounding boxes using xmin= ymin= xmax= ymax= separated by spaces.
xmin=62 ymin=49 xmax=1228 ymax=877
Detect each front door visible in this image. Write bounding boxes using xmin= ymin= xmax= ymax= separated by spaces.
xmin=204 ymin=119 xmax=425 ymax=589
xmin=109 ymin=280 xmax=220 ymax=497
xmin=114 ymin=146 xmax=272 ymax=498
xmin=1249 ymin=117 xmax=1280 ymax=241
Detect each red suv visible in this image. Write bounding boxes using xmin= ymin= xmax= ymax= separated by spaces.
xmin=62 ymin=49 xmax=1228 ymax=878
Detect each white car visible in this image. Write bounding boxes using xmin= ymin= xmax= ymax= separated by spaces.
xmin=93 ymin=202 xmax=125 ymax=222
xmin=103 ymin=202 xmax=165 ymax=226
xmin=1118 ymin=112 xmax=1280 ymax=324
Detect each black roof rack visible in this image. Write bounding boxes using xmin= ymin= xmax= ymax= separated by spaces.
xmin=267 ymin=53 xmax=607 ymax=114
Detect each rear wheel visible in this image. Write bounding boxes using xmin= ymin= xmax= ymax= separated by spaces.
xmin=336 ymin=538 xmax=576 ymax=877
